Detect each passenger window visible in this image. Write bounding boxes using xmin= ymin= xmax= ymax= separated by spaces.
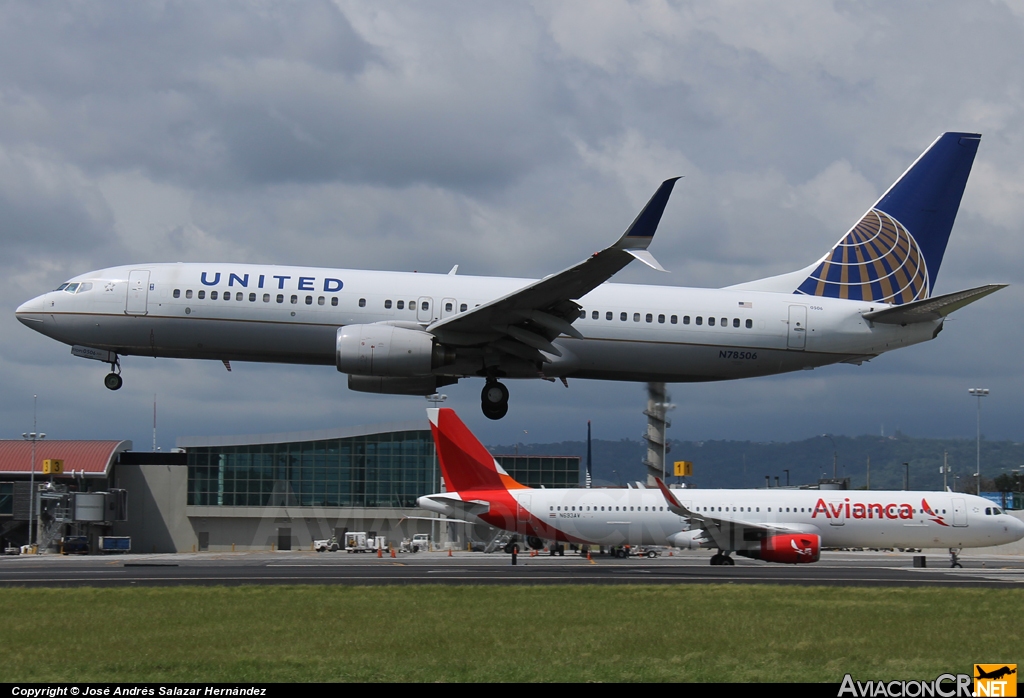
xmin=305 ymin=296 xmax=312 ymax=305
xmin=708 ymin=317 xmax=716 ymax=326
xmin=670 ymin=315 xmax=677 ymax=324
xmin=746 ymin=319 xmax=753 ymax=328
xmin=620 ymin=312 xmax=627 ymax=321
xmin=291 ymin=295 xmax=298 ymax=304
xmin=658 ymin=314 xmax=665 ymax=323
xmin=592 ymin=310 xmax=598 ymax=319
xmin=446 ymin=302 xmax=453 ymax=312
xmin=396 ymin=300 xmax=404 ymax=310
xmin=263 ymin=293 xmax=270 ymax=303
xmin=421 ymin=301 xmax=429 ymax=311
xmin=198 ymin=290 xmax=206 ymax=299
xmin=606 ymin=311 xmax=612 ymax=320
xmin=249 ymin=293 xmax=256 ymax=302
xmin=385 ymin=300 xmax=392 ymax=309
xmin=733 ymin=318 xmax=740 ymax=328
xmin=579 ymin=309 xmax=586 ymax=319
xmin=173 ymin=289 xmax=181 ymax=299
xmin=645 ymin=313 xmax=652 ymax=323
xmin=633 ymin=313 xmax=640 ymax=322
xmin=331 ymin=297 xmax=338 ymax=307
xmin=695 ymin=316 xmax=702 ymax=325
xmin=318 ymin=296 xmax=325 ymax=306
xmin=186 ymin=290 xmax=193 ymax=299
xmin=460 ymin=303 xmax=467 ymax=312
xmin=359 ymin=298 xmax=366 ymax=307
xmin=276 ymin=294 xmax=283 ymax=303
xmin=721 ymin=317 xmax=727 ymax=326
xmin=211 ymin=291 xmax=218 ymax=300
xmin=234 ymin=292 xmax=242 ymax=301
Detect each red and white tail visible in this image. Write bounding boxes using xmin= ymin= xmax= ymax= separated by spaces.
xmin=428 ymin=408 xmax=528 ymax=493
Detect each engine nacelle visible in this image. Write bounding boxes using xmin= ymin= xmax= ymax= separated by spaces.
xmin=337 ymin=325 xmax=453 ymax=377
xmin=348 ymin=375 xmax=457 ymax=395
xmin=739 ymin=533 xmax=821 ymax=564
xmin=666 ymin=529 xmax=707 ymax=550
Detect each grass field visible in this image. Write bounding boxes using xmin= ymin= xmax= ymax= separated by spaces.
xmin=3 ymin=584 xmax=1021 ymax=682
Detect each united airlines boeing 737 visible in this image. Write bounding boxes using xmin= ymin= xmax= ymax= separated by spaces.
xmin=16 ymin=133 xmax=1004 ymax=419
xmin=419 ymin=408 xmax=1024 ymax=567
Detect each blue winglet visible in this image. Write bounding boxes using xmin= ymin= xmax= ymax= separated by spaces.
xmin=615 ymin=177 xmax=681 ymax=249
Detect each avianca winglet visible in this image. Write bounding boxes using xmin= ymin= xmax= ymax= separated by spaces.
xmin=418 ymin=408 xmax=1024 ymax=566
xmin=17 ymin=133 xmax=1004 ymax=419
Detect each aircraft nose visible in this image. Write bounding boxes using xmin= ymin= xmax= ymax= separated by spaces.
xmin=15 ymin=295 xmax=46 ymax=326
xmin=1009 ymin=515 xmax=1024 ymax=542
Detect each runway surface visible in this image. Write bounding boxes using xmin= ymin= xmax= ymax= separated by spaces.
xmin=2 ymin=548 xmax=1023 ymax=588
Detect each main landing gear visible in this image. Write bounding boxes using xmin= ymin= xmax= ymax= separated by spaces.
xmin=103 ymin=355 xmax=122 ymax=391
xmin=481 ymin=379 xmax=509 ymax=420
xmin=710 ymin=551 xmax=735 ymax=566
xmin=948 ymin=548 xmax=962 ymax=568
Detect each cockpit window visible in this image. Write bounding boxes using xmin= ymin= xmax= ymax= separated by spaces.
xmin=55 ymin=283 xmax=70 ymax=291
xmin=76 ymin=282 xmax=93 ymax=293
xmin=63 ymin=283 xmax=80 ymax=293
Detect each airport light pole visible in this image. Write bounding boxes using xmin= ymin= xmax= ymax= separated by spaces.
xmin=968 ymin=388 xmax=989 ymax=495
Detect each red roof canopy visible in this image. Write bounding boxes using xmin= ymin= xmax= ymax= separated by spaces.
xmin=0 ymin=440 xmax=132 ymax=476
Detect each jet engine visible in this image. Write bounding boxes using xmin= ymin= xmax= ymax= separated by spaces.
xmin=336 ymin=324 xmax=454 ymax=377
xmin=738 ymin=533 xmax=821 ymax=564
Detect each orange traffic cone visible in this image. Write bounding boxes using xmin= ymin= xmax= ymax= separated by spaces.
xmin=377 ymin=547 xmax=383 ymax=558
xmin=390 ymin=548 xmax=396 ymax=558
xmin=448 ymin=548 xmax=452 ymax=557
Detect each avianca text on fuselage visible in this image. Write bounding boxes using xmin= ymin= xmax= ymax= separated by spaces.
xmin=15 ymin=133 xmax=1005 ymax=419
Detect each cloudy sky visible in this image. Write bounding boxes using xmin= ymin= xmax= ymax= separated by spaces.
xmin=2 ymin=1 xmax=1023 ymax=450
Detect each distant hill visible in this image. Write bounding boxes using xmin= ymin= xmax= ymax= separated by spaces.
xmin=488 ymin=433 xmax=1024 ymax=493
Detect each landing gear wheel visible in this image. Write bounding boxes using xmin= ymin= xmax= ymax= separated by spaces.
xmin=480 ymin=380 xmax=510 ymax=420
xmin=104 ymin=373 xmax=123 ymax=391
xmin=482 ymin=401 xmax=508 ymax=420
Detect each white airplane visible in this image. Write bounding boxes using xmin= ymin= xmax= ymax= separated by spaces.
xmin=16 ymin=132 xmax=1004 ymax=419
xmin=418 ymin=408 xmax=1024 ymax=567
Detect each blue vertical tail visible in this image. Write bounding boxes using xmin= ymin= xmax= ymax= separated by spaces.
xmin=795 ymin=133 xmax=980 ymax=305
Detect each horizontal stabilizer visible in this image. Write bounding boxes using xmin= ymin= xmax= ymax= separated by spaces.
xmin=862 ymin=284 xmax=1006 ymax=325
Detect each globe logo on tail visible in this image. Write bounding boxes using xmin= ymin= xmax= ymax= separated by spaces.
xmin=796 ymin=209 xmax=929 ymax=305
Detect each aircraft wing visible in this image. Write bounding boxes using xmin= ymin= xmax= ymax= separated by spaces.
xmin=862 ymin=284 xmax=1006 ymax=325
xmin=655 ymin=478 xmax=813 ymax=551
xmin=426 ymin=178 xmax=680 ymax=361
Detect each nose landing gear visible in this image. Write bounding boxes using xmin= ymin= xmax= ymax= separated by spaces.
xmin=481 ymin=379 xmax=509 ymax=420
xmin=103 ymin=355 xmax=122 ymax=391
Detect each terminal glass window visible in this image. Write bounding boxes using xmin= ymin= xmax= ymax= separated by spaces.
xmin=187 ymin=430 xmax=436 ymax=508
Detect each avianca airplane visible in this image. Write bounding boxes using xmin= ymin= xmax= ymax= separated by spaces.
xmin=418 ymin=408 xmax=1024 ymax=567
xmin=15 ymin=132 xmax=1004 ymax=419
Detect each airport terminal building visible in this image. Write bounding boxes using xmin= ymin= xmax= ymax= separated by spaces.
xmin=1 ymin=419 xmax=579 ymax=554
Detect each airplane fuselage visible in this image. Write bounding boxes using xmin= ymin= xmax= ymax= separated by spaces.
xmin=418 ymin=486 xmax=1024 ymax=551
xmin=15 ymin=262 xmax=939 ymax=383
